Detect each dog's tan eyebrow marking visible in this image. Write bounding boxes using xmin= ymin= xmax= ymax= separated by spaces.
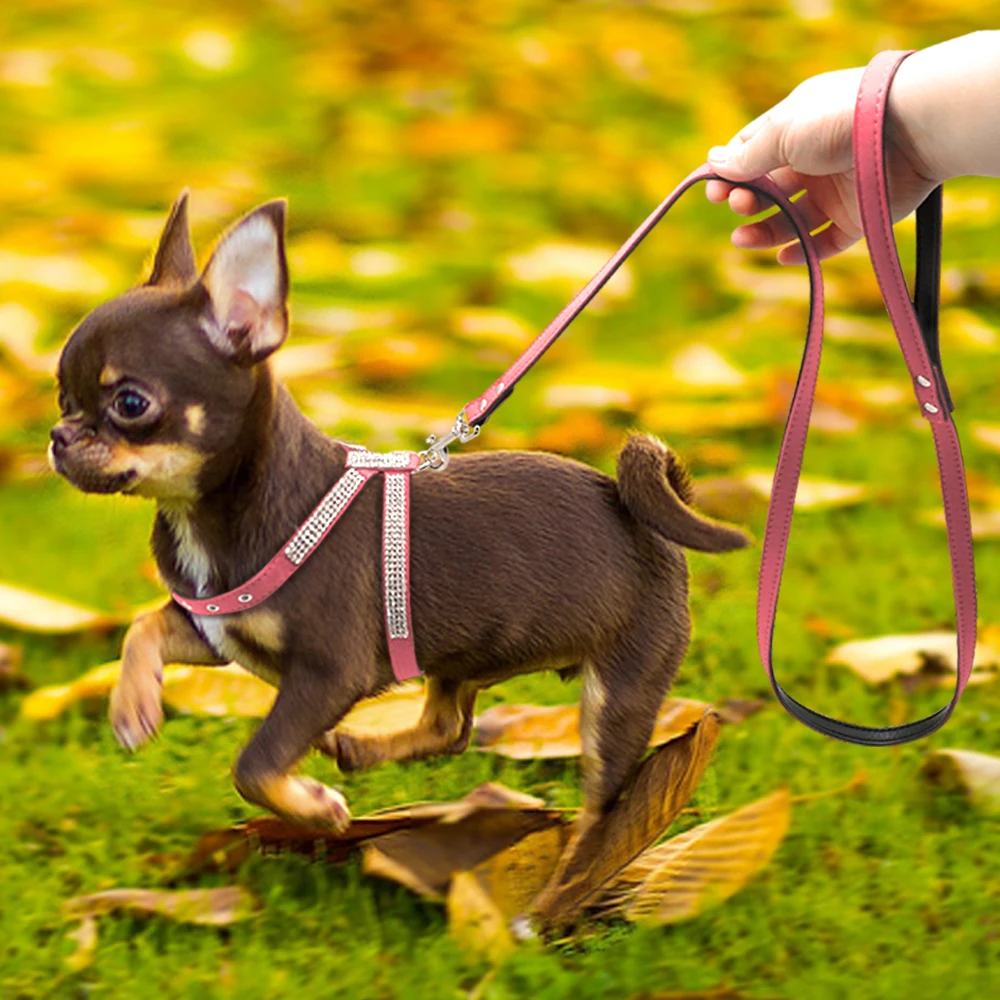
xmin=185 ymin=404 xmax=206 ymax=436
xmin=99 ymin=365 xmax=122 ymax=386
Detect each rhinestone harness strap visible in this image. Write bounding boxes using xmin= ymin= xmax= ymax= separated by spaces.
xmin=171 ymin=443 xmax=421 ymax=683
xmin=171 ymin=50 xmax=976 ymax=741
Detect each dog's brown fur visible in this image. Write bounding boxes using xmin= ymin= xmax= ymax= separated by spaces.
xmin=50 ymin=193 xmax=752 ymax=832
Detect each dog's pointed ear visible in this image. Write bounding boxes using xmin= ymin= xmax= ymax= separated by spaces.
xmin=147 ymin=190 xmax=197 ymax=288
xmin=198 ymin=200 xmax=289 ymax=365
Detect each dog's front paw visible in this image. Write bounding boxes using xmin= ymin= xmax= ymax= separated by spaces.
xmin=292 ymin=777 xmax=352 ymax=832
xmin=325 ymin=730 xmax=377 ymax=774
xmin=108 ymin=671 xmax=163 ymax=751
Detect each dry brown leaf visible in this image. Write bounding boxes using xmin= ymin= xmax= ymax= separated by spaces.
xmin=604 ymin=789 xmax=791 ymax=925
xmin=447 ymin=870 xmax=516 ymax=964
xmin=182 ymin=783 xmax=558 ymax=880
xmin=921 ymin=749 xmax=1000 ymax=812
xmin=0 ymin=642 xmax=29 ymax=693
xmin=531 ymin=709 xmax=720 ymax=929
xmin=65 ymin=915 xmax=98 ymax=973
xmin=0 ymin=581 xmax=118 ymax=634
xmin=468 ymin=826 xmax=572 ymax=921
xmin=690 ymin=478 xmax=768 ymax=524
xmin=827 ymin=631 xmax=1000 ymax=687
xmin=474 ymin=697 xmax=713 ymax=760
xmin=64 ymin=886 xmax=257 ymax=926
xmin=362 ymin=784 xmax=563 ymax=901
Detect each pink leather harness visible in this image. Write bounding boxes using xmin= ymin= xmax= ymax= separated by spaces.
xmin=172 ymin=50 xmax=976 ymax=744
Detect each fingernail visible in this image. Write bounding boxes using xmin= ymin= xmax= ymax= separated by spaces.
xmin=708 ymin=146 xmax=729 ymax=164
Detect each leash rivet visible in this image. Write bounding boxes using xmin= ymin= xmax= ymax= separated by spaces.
xmin=917 ymin=375 xmax=932 ymax=387
xmin=238 ymin=594 xmax=252 ymax=603
xmin=206 ymin=604 xmax=220 ymax=613
xmin=924 ymin=402 xmax=939 ymax=414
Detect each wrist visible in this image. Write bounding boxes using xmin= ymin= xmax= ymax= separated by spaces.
xmin=886 ymin=31 xmax=1000 ymax=183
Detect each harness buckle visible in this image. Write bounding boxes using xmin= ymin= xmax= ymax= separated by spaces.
xmin=416 ymin=411 xmax=480 ymax=473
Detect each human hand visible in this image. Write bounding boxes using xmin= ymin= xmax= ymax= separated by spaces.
xmin=704 ymin=65 xmax=940 ymax=264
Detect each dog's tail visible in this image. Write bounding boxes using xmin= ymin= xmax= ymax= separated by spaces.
xmin=616 ymin=433 xmax=753 ymax=553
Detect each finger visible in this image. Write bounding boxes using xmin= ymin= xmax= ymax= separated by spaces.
xmin=777 ymin=222 xmax=860 ymax=264
xmin=708 ymin=113 xmax=789 ymax=182
xmin=723 ymin=165 xmax=808 ymax=217
xmin=731 ymin=192 xmax=829 ymax=249
xmin=705 ymin=179 xmax=734 ymax=203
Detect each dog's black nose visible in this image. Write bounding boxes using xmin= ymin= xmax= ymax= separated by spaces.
xmin=50 ymin=423 xmax=74 ymax=450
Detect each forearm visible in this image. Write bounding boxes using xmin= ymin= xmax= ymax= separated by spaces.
xmin=889 ymin=31 xmax=1000 ymax=182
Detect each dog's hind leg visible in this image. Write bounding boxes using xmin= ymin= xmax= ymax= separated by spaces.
xmin=316 ymin=675 xmax=479 ymax=773
xmin=576 ymin=619 xmax=689 ymax=834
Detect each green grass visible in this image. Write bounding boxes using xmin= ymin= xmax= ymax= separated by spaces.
xmin=4 ymin=382 xmax=1000 ymax=999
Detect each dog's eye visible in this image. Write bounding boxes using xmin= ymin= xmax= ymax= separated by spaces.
xmin=112 ymin=389 xmax=150 ymax=421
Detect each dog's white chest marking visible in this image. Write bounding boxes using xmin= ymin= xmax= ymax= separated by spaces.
xmin=161 ymin=504 xmax=254 ymax=672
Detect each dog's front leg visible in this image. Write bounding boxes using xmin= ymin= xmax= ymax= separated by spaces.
xmin=232 ymin=667 xmax=358 ymax=831
xmin=110 ymin=600 xmax=226 ymax=751
xmin=317 ymin=676 xmax=479 ymax=773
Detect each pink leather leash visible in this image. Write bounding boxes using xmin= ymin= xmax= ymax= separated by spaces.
xmin=758 ymin=49 xmax=975 ymax=744
xmin=172 ymin=48 xmax=976 ymax=742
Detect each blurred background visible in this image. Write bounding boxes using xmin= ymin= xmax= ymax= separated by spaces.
xmin=3 ymin=3 xmax=1000 ymax=998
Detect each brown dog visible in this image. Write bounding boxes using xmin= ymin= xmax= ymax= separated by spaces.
xmin=50 ymin=192 xmax=751 ymax=835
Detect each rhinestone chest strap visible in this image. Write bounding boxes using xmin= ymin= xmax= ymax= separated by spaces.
xmin=170 ymin=443 xmax=421 ymax=683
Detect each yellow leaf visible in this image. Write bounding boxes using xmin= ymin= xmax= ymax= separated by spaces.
xmin=617 ymin=789 xmax=791 ymax=924
xmin=64 ymin=886 xmax=257 ymax=927
xmin=65 ymin=916 xmax=98 ymax=973
xmin=643 ymin=398 xmax=778 ymax=435
xmin=922 ymin=749 xmax=1000 ymax=811
xmin=39 ymin=121 xmax=161 ymax=184
xmin=939 ymin=308 xmax=998 ymax=351
xmin=338 ymin=681 xmax=425 ymax=737
xmin=971 ymin=423 xmax=1000 ymax=453
xmin=533 ymin=710 xmax=720 ymax=928
xmin=669 ymin=344 xmax=746 ymax=392
xmin=451 ymin=308 xmax=534 ymax=352
xmin=447 ymin=870 xmax=516 ymax=963
xmin=163 ymin=665 xmax=276 ymax=717
xmin=0 ymin=582 xmax=117 ymax=634
xmin=741 ymin=470 xmax=868 ymax=510
xmin=504 ymin=243 xmax=634 ymax=301
xmin=474 ymin=697 xmax=713 ymax=760
xmin=827 ymin=631 xmax=1000 ymax=685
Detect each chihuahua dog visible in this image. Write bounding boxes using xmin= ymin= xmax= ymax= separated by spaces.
xmin=50 ymin=193 xmax=751 ymax=839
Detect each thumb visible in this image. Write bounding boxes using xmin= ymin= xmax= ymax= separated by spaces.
xmin=707 ymin=115 xmax=788 ymax=181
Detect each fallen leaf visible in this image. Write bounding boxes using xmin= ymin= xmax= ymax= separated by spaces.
xmin=920 ymin=507 xmax=1000 ymax=541
xmin=531 ymin=411 xmax=620 ymax=456
xmin=163 ymin=665 xmax=276 ymax=717
xmin=971 ymin=422 xmax=1000 ymax=454
xmin=473 ymin=697 xmax=713 ymax=760
xmin=362 ymin=784 xmax=563 ymax=901
xmin=0 ymin=581 xmax=118 ymax=634
xmin=468 ymin=826 xmax=572 ymax=921
xmin=338 ymin=681 xmax=425 ymax=737
xmin=713 ymin=698 xmax=766 ymax=725
xmin=0 ymin=642 xmax=29 ymax=692
xmin=643 ymin=398 xmax=779 ymax=435
xmin=451 ymin=308 xmax=533 ymax=351
xmin=531 ymin=709 xmax=720 ymax=928
xmin=827 ymin=631 xmax=1000 ymax=686
xmin=64 ymin=886 xmax=257 ymax=926
xmin=181 ymin=782 xmax=558 ymax=879
xmin=669 ymin=344 xmax=746 ymax=392
xmin=64 ymin=915 xmax=98 ymax=973
xmin=20 ymin=661 xmax=124 ymax=720
xmin=447 ymin=870 xmax=516 ymax=964
xmin=270 ymin=341 xmax=338 ymax=381
xmin=922 ymin=749 xmax=1000 ymax=812
xmin=350 ymin=334 xmax=445 ymax=383
xmin=690 ymin=478 xmax=768 ymax=524
xmin=741 ymin=470 xmax=868 ymax=510
xmin=939 ymin=307 xmax=998 ymax=351
xmin=504 ymin=242 xmax=634 ymax=301
xmin=603 ymin=788 xmax=791 ymax=924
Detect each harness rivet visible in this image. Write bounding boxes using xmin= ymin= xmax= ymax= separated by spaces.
xmin=238 ymin=594 xmax=252 ymax=603
xmin=917 ymin=375 xmax=932 ymax=387
xmin=924 ymin=402 xmax=939 ymax=414
xmin=206 ymin=604 xmax=220 ymax=613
